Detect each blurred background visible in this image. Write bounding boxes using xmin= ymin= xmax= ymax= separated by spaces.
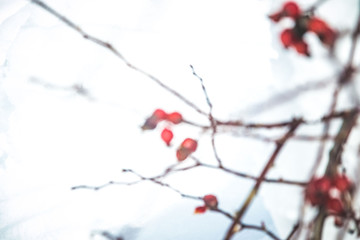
xmin=0 ymin=0 xmax=359 ymax=239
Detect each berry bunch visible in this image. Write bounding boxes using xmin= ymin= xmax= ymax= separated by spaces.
xmin=305 ymin=174 xmax=353 ymax=215
xmin=194 ymin=195 xmax=219 ymax=214
xmin=142 ymin=109 xmax=198 ymax=161
xmin=269 ymin=1 xmax=337 ymax=56
xmin=141 ymin=109 xmax=182 ymax=131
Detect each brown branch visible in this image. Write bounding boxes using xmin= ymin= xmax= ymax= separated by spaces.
xmin=241 ymin=223 xmax=281 ymax=240
xmin=345 ymin=13 xmax=360 ymax=70
xmin=212 ymin=208 xmax=281 ymax=240
xmin=215 ymin=108 xmax=360 ymax=129
xmin=182 ymin=108 xmax=360 ymax=131
xmin=196 ymin=161 xmax=307 ymax=187
xmin=72 ymin=171 xmax=283 ymax=240
xmin=310 ymin=85 xmax=341 ymax=179
xmin=224 ymin=119 xmax=302 ymax=240
xmin=311 ymin=109 xmax=359 ymax=240
xmin=286 ymin=223 xmax=300 ymax=240
xmin=30 ymin=0 xmax=208 ymax=116
xmin=72 ymin=169 xmax=202 ymax=200
xmin=230 ymin=131 xmax=335 ymax=143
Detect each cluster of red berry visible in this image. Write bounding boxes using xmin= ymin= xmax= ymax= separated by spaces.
xmin=269 ymin=1 xmax=337 ymax=56
xmin=194 ymin=194 xmax=219 ymax=214
xmin=305 ymin=174 xmax=353 ymax=215
xmin=142 ymin=109 xmax=198 ymax=161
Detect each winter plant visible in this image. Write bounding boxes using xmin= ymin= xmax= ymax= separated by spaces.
xmin=24 ymin=0 xmax=360 ymax=239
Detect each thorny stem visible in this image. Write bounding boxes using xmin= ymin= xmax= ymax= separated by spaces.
xmin=224 ymin=119 xmax=302 ymax=240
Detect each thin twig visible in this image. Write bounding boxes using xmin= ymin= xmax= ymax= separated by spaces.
xmin=190 ymin=65 xmax=223 ymax=166
xmin=71 ymin=180 xmax=141 ymax=191
xmin=30 ymin=0 xmax=208 ymax=116
xmin=72 ymin=169 xmax=202 ymax=200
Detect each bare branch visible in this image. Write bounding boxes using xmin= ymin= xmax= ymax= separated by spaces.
xmin=224 ymin=119 xmax=302 ymax=240
xmin=30 ymin=0 xmax=208 ymax=116
xmin=190 ymin=64 xmax=223 ymax=166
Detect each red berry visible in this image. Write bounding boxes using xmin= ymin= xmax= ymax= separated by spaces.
xmin=333 ymin=174 xmax=352 ymax=192
xmin=203 ymin=194 xmax=218 ymax=209
xmin=283 ymin=1 xmax=301 ymax=19
xmin=268 ymin=1 xmax=301 ymax=22
xmin=326 ymin=198 xmax=344 ymax=214
xmin=280 ymin=29 xmax=294 ymax=48
xmin=308 ymin=17 xmax=337 ymax=47
xmin=141 ymin=109 xmax=167 ymax=130
xmin=176 ymin=148 xmax=192 ymax=161
xmin=181 ymin=138 xmax=197 ymax=152
xmin=293 ymin=40 xmax=310 ymax=56
xmin=322 ymin=29 xmax=336 ymax=47
xmin=194 ymin=206 xmax=207 ymax=214
xmin=176 ymin=138 xmax=198 ymax=161
xmin=315 ymin=177 xmax=332 ymax=192
xmin=305 ymin=176 xmax=331 ymax=206
xmin=153 ymin=109 xmax=167 ymax=120
xmin=167 ymin=112 xmax=183 ymax=124
xmin=141 ymin=116 xmax=159 ymax=130
xmin=161 ymin=128 xmax=173 ymax=146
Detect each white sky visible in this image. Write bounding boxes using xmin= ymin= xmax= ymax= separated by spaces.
xmin=0 ymin=0 xmax=359 ymax=239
